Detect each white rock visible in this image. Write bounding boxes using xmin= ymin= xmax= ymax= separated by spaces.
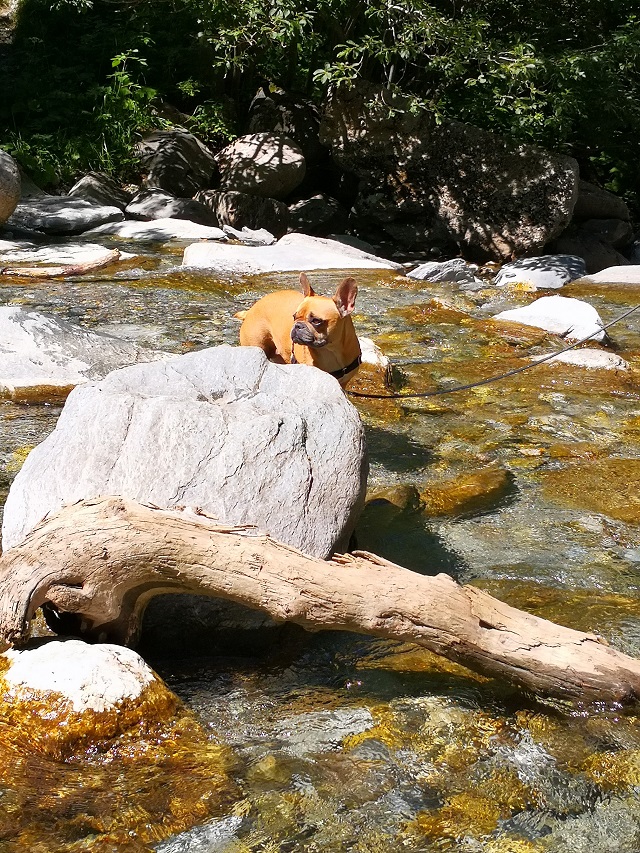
xmin=222 ymin=223 xmax=277 ymax=246
xmin=182 ymin=232 xmax=403 ymax=273
xmin=532 ymin=348 xmax=629 ymax=370
xmin=495 ymin=255 xmax=586 ymax=289
xmin=85 ymin=216 xmax=226 ymax=242
xmin=493 ymin=295 xmax=606 ymax=342
xmin=6 ymin=196 xmax=124 ymax=234
xmin=0 ymin=307 xmax=169 ymax=400
xmin=359 ymin=336 xmax=389 ymax=368
xmin=407 ymin=258 xmax=481 ymax=285
xmin=3 ymin=640 xmax=156 ymax=713
xmin=0 ymin=241 xmax=135 ymax=265
xmin=2 ymin=346 xmax=367 ymax=558
xmin=581 ymin=266 xmax=640 ymax=285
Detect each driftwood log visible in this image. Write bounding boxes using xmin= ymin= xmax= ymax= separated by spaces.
xmin=0 ymin=496 xmax=639 ymax=705
xmin=0 ymin=248 xmax=121 ymax=278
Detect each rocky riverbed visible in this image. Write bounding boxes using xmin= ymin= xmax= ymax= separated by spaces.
xmin=1 ymin=234 xmax=640 ymax=851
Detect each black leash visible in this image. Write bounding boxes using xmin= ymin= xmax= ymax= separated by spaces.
xmin=347 ymin=302 xmax=640 ymax=401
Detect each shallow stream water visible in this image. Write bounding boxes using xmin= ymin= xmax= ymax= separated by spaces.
xmin=1 ymin=241 xmax=639 ymax=852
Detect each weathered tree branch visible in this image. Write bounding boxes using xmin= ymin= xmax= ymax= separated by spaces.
xmin=0 ymin=496 xmax=639 ymax=704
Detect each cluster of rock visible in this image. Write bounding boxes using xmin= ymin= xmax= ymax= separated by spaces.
xmin=1 ymin=85 xmax=638 ymax=272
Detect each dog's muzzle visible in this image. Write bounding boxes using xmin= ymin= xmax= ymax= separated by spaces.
xmin=291 ymin=321 xmax=326 ymax=347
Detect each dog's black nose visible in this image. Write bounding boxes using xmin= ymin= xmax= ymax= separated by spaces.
xmin=291 ymin=321 xmax=315 ymax=344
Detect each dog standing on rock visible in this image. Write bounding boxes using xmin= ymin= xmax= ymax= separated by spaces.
xmin=237 ymin=272 xmax=362 ymax=388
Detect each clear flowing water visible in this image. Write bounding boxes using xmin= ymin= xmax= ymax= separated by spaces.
xmin=1 ymin=242 xmax=640 ymax=852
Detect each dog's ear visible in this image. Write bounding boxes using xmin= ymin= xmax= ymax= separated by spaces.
xmin=299 ymin=272 xmax=316 ymax=298
xmin=333 ymin=277 xmax=358 ymax=317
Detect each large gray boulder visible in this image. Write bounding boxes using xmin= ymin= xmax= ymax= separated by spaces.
xmin=125 ymin=188 xmax=218 ymax=226
xmin=0 ymin=307 xmax=169 ymax=402
xmin=287 ymin=193 xmax=349 ymax=236
xmin=2 ymin=346 xmax=368 ymax=558
xmin=182 ymin=232 xmax=403 ymax=273
xmin=0 ymin=148 xmax=20 ymax=224
xmin=6 ymin=196 xmax=124 ymax=235
xmin=572 ymin=180 xmax=630 ymax=222
xmin=216 ymin=132 xmax=306 ymax=200
xmin=320 ymin=84 xmax=579 ymax=262
xmin=137 ymin=129 xmax=218 ymax=197
xmin=196 ymin=189 xmax=289 ymax=237
xmin=551 ymin=229 xmax=630 ymax=274
xmin=67 ymin=172 xmax=132 ymax=211
xmin=248 ymin=87 xmax=326 ymax=167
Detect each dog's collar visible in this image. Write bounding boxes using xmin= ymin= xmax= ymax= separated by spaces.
xmin=329 ymin=355 xmax=362 ymax=379
xmin=290 ymin=350 xmax=362 ymax=379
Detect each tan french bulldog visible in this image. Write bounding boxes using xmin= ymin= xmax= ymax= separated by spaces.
xmin=237 ymin=272 xmax=361 ymax=387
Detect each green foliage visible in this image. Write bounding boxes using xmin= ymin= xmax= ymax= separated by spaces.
xmin=0 ymin=0 xmax=638 ymax=210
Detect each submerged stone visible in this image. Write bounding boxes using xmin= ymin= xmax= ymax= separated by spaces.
xmin=420 ymin=466 xmax=512 ymax=518
xmin=541 ymin=458 xmax=640 ymax=522
xmin=531 ymin=348 xmax=629 ymax=371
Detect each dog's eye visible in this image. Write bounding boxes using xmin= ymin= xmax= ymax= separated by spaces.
xmin=310 ymin=317 xmax=324 ymax=327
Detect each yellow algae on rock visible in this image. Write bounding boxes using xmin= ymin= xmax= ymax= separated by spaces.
xmin=582 ymin=749 xmax=640 ymax=790
xmin=0 ymin=640 xmax=239 ymax=849
xmin=412 ymin=792 xmax=502 ymax=839
xmin=365 ymin=484 xmax=422 ymax=511
xmin=5 ymin=445 xmax=34 ymax=474
xmin=541 ymin=458 xmax=640 ymax=522
xmin=409 ymin=769 xmax=537 ymax=843
xmin=485 ymin=838 xmax=544 ymax=853
xmin=393 ymin=299 xmax=472 ymax=327
xmin=355 ymin=640 xmax=490 ymax=683
xmin=420 ymin=466 xmax=512 ymax=518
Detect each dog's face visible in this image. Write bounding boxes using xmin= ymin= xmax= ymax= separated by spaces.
xmin=291 ymin=273 xmax=358 ymax=348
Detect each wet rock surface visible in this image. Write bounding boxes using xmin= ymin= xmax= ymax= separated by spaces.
xmin=0 ymin=306 xmax=169 ymax=402
xmin=2 ymin=345 xmax=367 ymax=557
